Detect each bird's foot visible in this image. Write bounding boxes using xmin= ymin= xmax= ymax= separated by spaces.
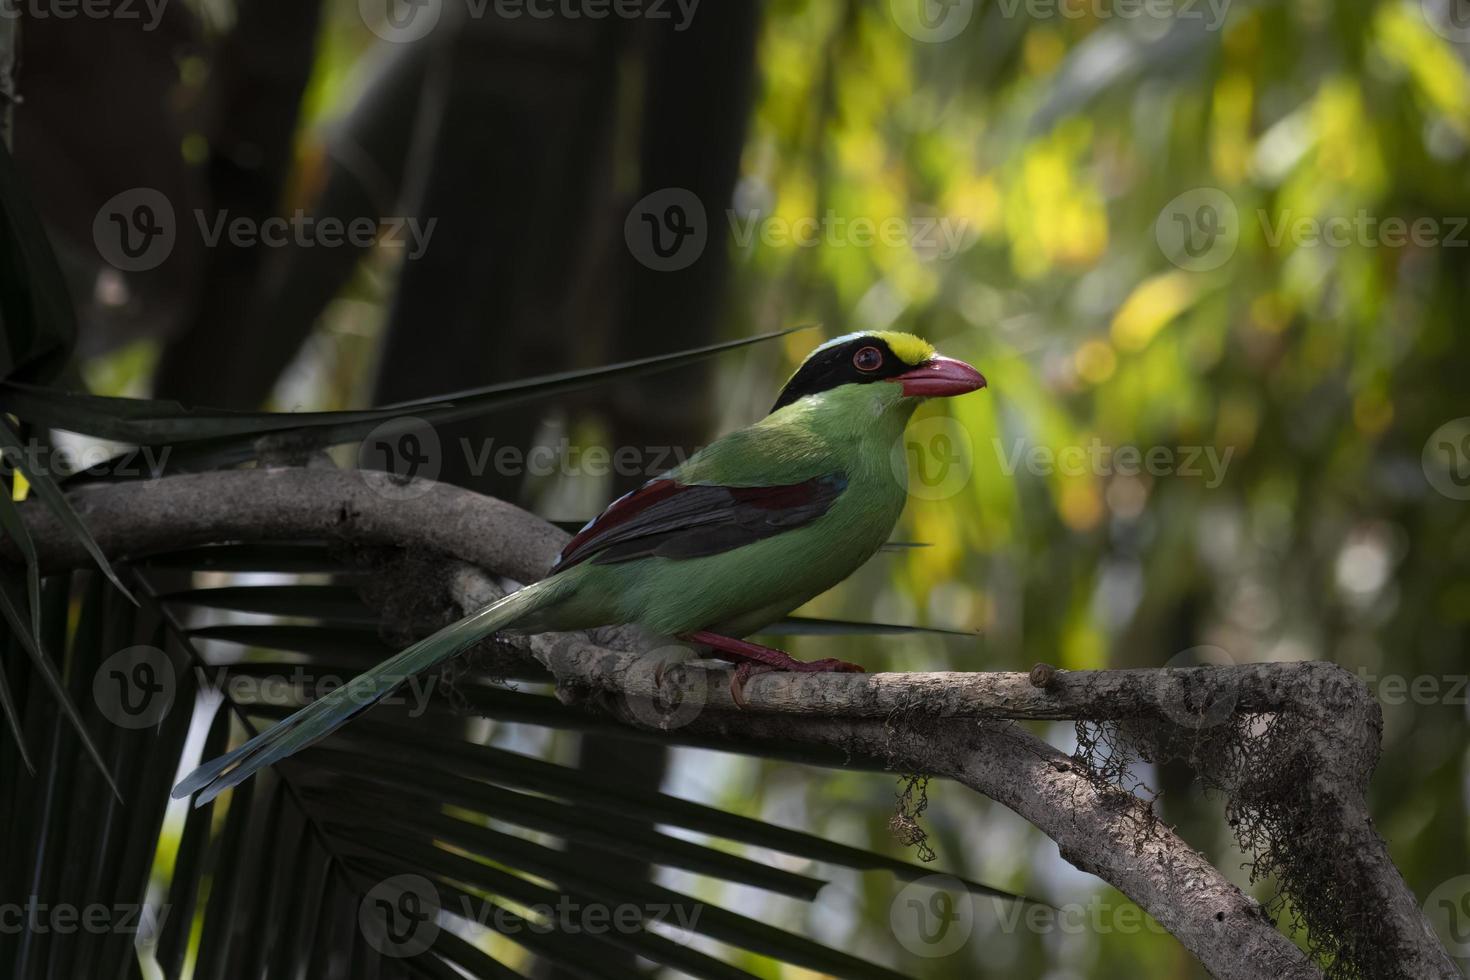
xmin=681 ymin=631 xmax=864 ymax=709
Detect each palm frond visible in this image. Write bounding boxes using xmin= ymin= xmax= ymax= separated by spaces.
xmin=1 ymin=541 xmax=1030 ymax=979
xmin=0 ymin=326 xmax=813 ymax=479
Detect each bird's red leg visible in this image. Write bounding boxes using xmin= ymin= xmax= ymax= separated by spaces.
xmin=681 ymin=631 xmax=863 ymax=708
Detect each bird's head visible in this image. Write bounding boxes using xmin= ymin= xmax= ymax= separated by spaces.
xmin=770 ymin=331 xmax=986 ymax=416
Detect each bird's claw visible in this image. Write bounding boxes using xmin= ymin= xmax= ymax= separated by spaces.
xmin=730 ymin=663 xmax=776 ymax=709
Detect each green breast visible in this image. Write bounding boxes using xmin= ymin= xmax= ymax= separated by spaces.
xmin=538 ymin=381 xmax=921 ymax=638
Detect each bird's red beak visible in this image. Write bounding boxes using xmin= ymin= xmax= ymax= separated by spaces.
xmin=890 ymin=355 xmax=987 ymax=398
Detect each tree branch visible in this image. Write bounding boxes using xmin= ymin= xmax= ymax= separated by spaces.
xmin=13 ymin=467 xmax=1458 ymax=978
xmin=24 ymin=466 xmax=563 ymax=585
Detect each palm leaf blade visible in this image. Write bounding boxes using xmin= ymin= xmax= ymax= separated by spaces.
xmin=0 ymin=571 xmax=121 ymax=799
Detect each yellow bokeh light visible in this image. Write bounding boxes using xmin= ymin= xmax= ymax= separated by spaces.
xmin=1075 ymin=339 xmax=1118 ymax=385
xmin=1353 ymin=390 xmax=1393 ymax=435
xmin=1059 ymin=480 xmax=1103 ymax=532
xmin=1111 ymin=271 xmax=1200 ymax=351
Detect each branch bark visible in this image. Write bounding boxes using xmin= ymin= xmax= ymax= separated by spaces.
xmin=13 ymin=467 xmax=1459 ymax=979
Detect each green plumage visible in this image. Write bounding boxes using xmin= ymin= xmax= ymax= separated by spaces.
xmin=176 ymin=333 xmax=974 ymax=805
xmin=529 ymin=383 xmax=917 ymax=637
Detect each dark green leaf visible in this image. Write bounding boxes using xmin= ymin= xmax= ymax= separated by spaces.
xmin=300 ymin=753 xmax=828 ymax=900
xmin=0 ymin=326 xmax=812 ymax=477
xmin=159 ymin=584 xmax=376 ymax=623
xmin=0 ymin=491 xmax=41 ymax=642
xmin=0 ymin=418 xmax=136 ymax=602
xmin=0 ymin=570 xmax=120 ymax=800
xmin=0 ymin=140 xmax=75 ymax=384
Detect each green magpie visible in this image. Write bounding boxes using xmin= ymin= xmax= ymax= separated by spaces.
xmin=174 ymin=332 xmax=986 ymax=805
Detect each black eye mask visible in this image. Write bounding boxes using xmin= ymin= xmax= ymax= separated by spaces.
xmin=770 ymin=336 xmax=915 ymax=413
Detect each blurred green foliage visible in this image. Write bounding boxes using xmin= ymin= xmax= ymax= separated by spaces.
xmin=73 ymin=0 xmax=1470 ymax=975
xmin=713 ymin=2 xmax=1470 ymax=976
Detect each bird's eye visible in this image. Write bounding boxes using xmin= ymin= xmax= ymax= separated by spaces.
xmin=853 ymin=346 xmax=883 ymax=372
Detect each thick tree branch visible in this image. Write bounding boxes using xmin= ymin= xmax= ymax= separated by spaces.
xmin=531 ymin=631 xmax=1323 ymax=980
xmin=24 ymin=466 xmax=563 ymax=584
xmin=12 ymin=467 xmax=1458 ymax=978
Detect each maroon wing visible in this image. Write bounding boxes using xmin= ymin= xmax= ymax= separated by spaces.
xmin=548 ymin=473 xmax=848 ymax=574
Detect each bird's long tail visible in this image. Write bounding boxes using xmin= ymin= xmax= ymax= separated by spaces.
xmin=172 ymin=577 xmax=567 ymax=807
